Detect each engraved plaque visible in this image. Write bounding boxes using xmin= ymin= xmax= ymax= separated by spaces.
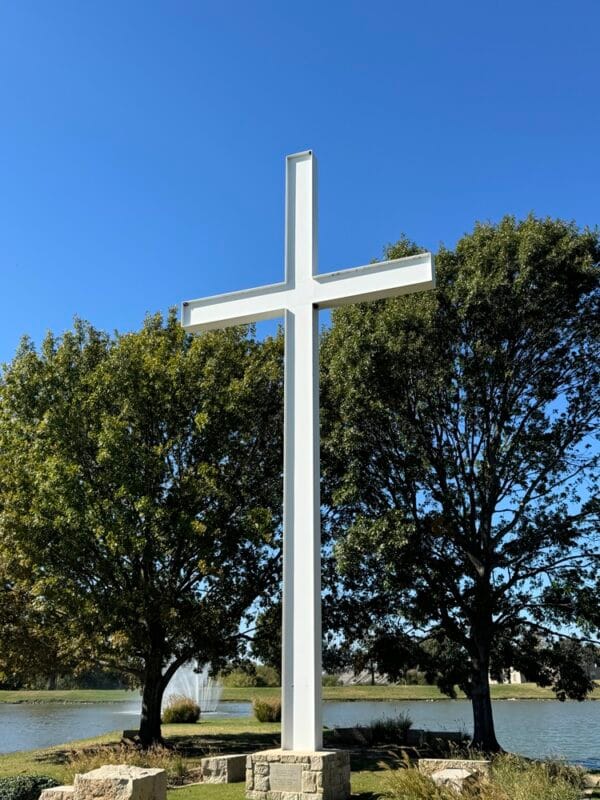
xmin=269 ymin=763 xmax=303 ymax=791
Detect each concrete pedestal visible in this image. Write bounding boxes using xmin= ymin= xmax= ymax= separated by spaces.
xmin=246 ymin=749 xmax=350 ymax=800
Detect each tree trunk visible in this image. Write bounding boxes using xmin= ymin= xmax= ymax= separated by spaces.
xmin=139 ymin=654 xmax=166 ymax=748
xmin=470 ymin=644 xmax=502 ymax=753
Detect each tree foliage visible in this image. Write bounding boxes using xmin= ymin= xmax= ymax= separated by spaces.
xmin=322 ymin=217 xmax=599 ymax=750
xmin=0 ymin=311 xmax=283 ymax=744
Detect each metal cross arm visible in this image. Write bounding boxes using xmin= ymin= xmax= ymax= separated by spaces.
xmin=181 ymin=252 xmax=434 ymax=332
xmin=181 ymin=150 xmax=435 ymax=753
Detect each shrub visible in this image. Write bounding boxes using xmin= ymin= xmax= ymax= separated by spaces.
xmin=255 ymin=665 xmax=280 ymax=687
xmin=0 ymin=777 xmax=58 ymax=800
xmin=369 ymin=712 xmax=413 ymax=743
xmin=220 ymin=669 xmax=259 ymax=687
xmin=253 ymin=696 xmax=282 ymax=722
xmin=322 ymin=674 xmax=342 ymax=687
xmin=161 ymin=694 xmax=200 ymax=724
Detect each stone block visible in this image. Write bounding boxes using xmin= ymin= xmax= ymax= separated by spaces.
xmin=200 ymin=754 xmax=247 ymax=784
xmin=40 ymin=787 xmax=75 ymax=800
xmin=74 ymin=765 xmax=166 ymax=800
xmin=301 ymin=772 xmax=318 ymax=793
xmin=418 ymin=758 xmax=490 ymax=778
xmin=431 ymin=768 xmax=475 ymax=790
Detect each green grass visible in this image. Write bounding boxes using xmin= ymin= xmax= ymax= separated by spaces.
xmin=0 ymin=718 xmax=594 ymax=800
xmin=0 ymin=690 xmax=135 ymax=704
xmin=1 ymin=682 xmax=598 ymax=705
xmin=0 ymin=716 xmax=391 ymax=798
xmin=223 ymin=682 xmax=600 ymax=703
xmin=168 ymin=785 xmax=245 ymax=800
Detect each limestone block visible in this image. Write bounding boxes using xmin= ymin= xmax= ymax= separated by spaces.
xmin=74 ymin=765 xmax=166 ymax=800
xmin=39 ymin=786 xmax=75 ymax=800
xmin=302 ymin=772 xmax=318 ymax=793
xmin=200 ymin=754 xmax=247 ymax=783
xmin=431 ymin=768 xmax=475 ymax=790
xmin=418 ymin=758 xmax=491 ymax=778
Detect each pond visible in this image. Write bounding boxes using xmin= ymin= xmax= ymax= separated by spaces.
xmin=0 ymin=699 xmax=598 ymax=770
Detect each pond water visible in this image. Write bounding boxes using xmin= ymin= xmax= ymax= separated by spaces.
xmin=0 ymin=699 xmax=598 ymax=770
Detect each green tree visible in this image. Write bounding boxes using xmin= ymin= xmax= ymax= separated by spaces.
xmin=322 ymin=218 xmax=599 ymax=751
xmin=0 ymin=312 xmax=283 ymax=745
xmin=0 ymin=551 xmax=76 ymax=688
xmin=251 ymin=600 xmax=282 ymax=678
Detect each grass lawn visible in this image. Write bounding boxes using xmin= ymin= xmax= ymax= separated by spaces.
xmin=0 ymin=689 xmax=136 ymax=704
xmin=2 ymin=682 xmax=598 ymax=705
xmin=0 ymin=718 xmax=392 ymax=799
xmin=2 ymin=716 xmax=598 ymax=800
xmin=223 ymin=681 xmax=600 ymax=702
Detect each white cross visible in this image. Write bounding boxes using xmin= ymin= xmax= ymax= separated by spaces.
xmin=182 ymin=151 xmax=435 ymax=752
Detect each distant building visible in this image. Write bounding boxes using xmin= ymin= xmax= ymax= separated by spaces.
xmin=489 ymin=667 xmax=524 ymax=685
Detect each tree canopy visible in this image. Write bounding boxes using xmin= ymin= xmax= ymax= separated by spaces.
xmin=322 ymin=216 xmax=600 ymax=751
xmin=0 ymin=312 xmax=283 ymax=744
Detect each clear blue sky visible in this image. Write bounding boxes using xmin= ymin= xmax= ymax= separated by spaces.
xmin=1 ymin=0 xmax=598 ymax=363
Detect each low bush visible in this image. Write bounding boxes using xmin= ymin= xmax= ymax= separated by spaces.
xmin=161 ymin=694 xmax=200 ymax=724
xmin=0 ymin=777 xmax=58 ymax=800
xmin=220 ymin=669 xmax=259 ymax=688
xmin=221 ymin=665 xmax=280 ymax=687
xmin=253 ymin=696 xmax=282 ymax=722
xmin=369 ymin=712 xmax=413 ymax=743
xmin=322 ymin=674 xmax=342 ymax=687
xmin=255 ymin=665 xmax=280 ymax=687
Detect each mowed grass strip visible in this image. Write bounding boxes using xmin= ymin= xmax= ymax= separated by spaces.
xmin=0 ymin=681 xmax=600 ymax=703
xmin=0 ymin=689 xmax=136 ymax=704
xmin=1 ymin=682 xmax=599 ymax=705
xmin=222 ymin=682 xmax=600 ymax=702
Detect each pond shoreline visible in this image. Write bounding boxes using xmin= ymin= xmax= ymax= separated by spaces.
xmin=0 ymin=698 xmax=599 ymax=767
xmin=2 ymin=683 xmax=599 ymax=705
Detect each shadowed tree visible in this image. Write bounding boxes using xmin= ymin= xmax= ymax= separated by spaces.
xmin=0 ymin=312 xmax=283 ymax=745
xmin=322 ymin=218 xmax=599 ymax=751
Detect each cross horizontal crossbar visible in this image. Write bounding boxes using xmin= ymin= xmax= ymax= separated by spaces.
xmin=181 ymin=251 xmax=434 ymax=332
xmin=181 ymin=151 xmax=435 ymax=754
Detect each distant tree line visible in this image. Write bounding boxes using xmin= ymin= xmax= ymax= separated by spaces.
xmin=0 ymin=215 xmax=598 ymax=751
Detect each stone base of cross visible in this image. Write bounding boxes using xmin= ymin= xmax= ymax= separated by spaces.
xmin=182 ymin=151 xmax=434 ymax=796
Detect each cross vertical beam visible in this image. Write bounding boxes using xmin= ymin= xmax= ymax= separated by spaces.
xmin=180 ymin=150 xmax=435 ymax=758
xmin=282 ymin=153 xmax=322 ymax=751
